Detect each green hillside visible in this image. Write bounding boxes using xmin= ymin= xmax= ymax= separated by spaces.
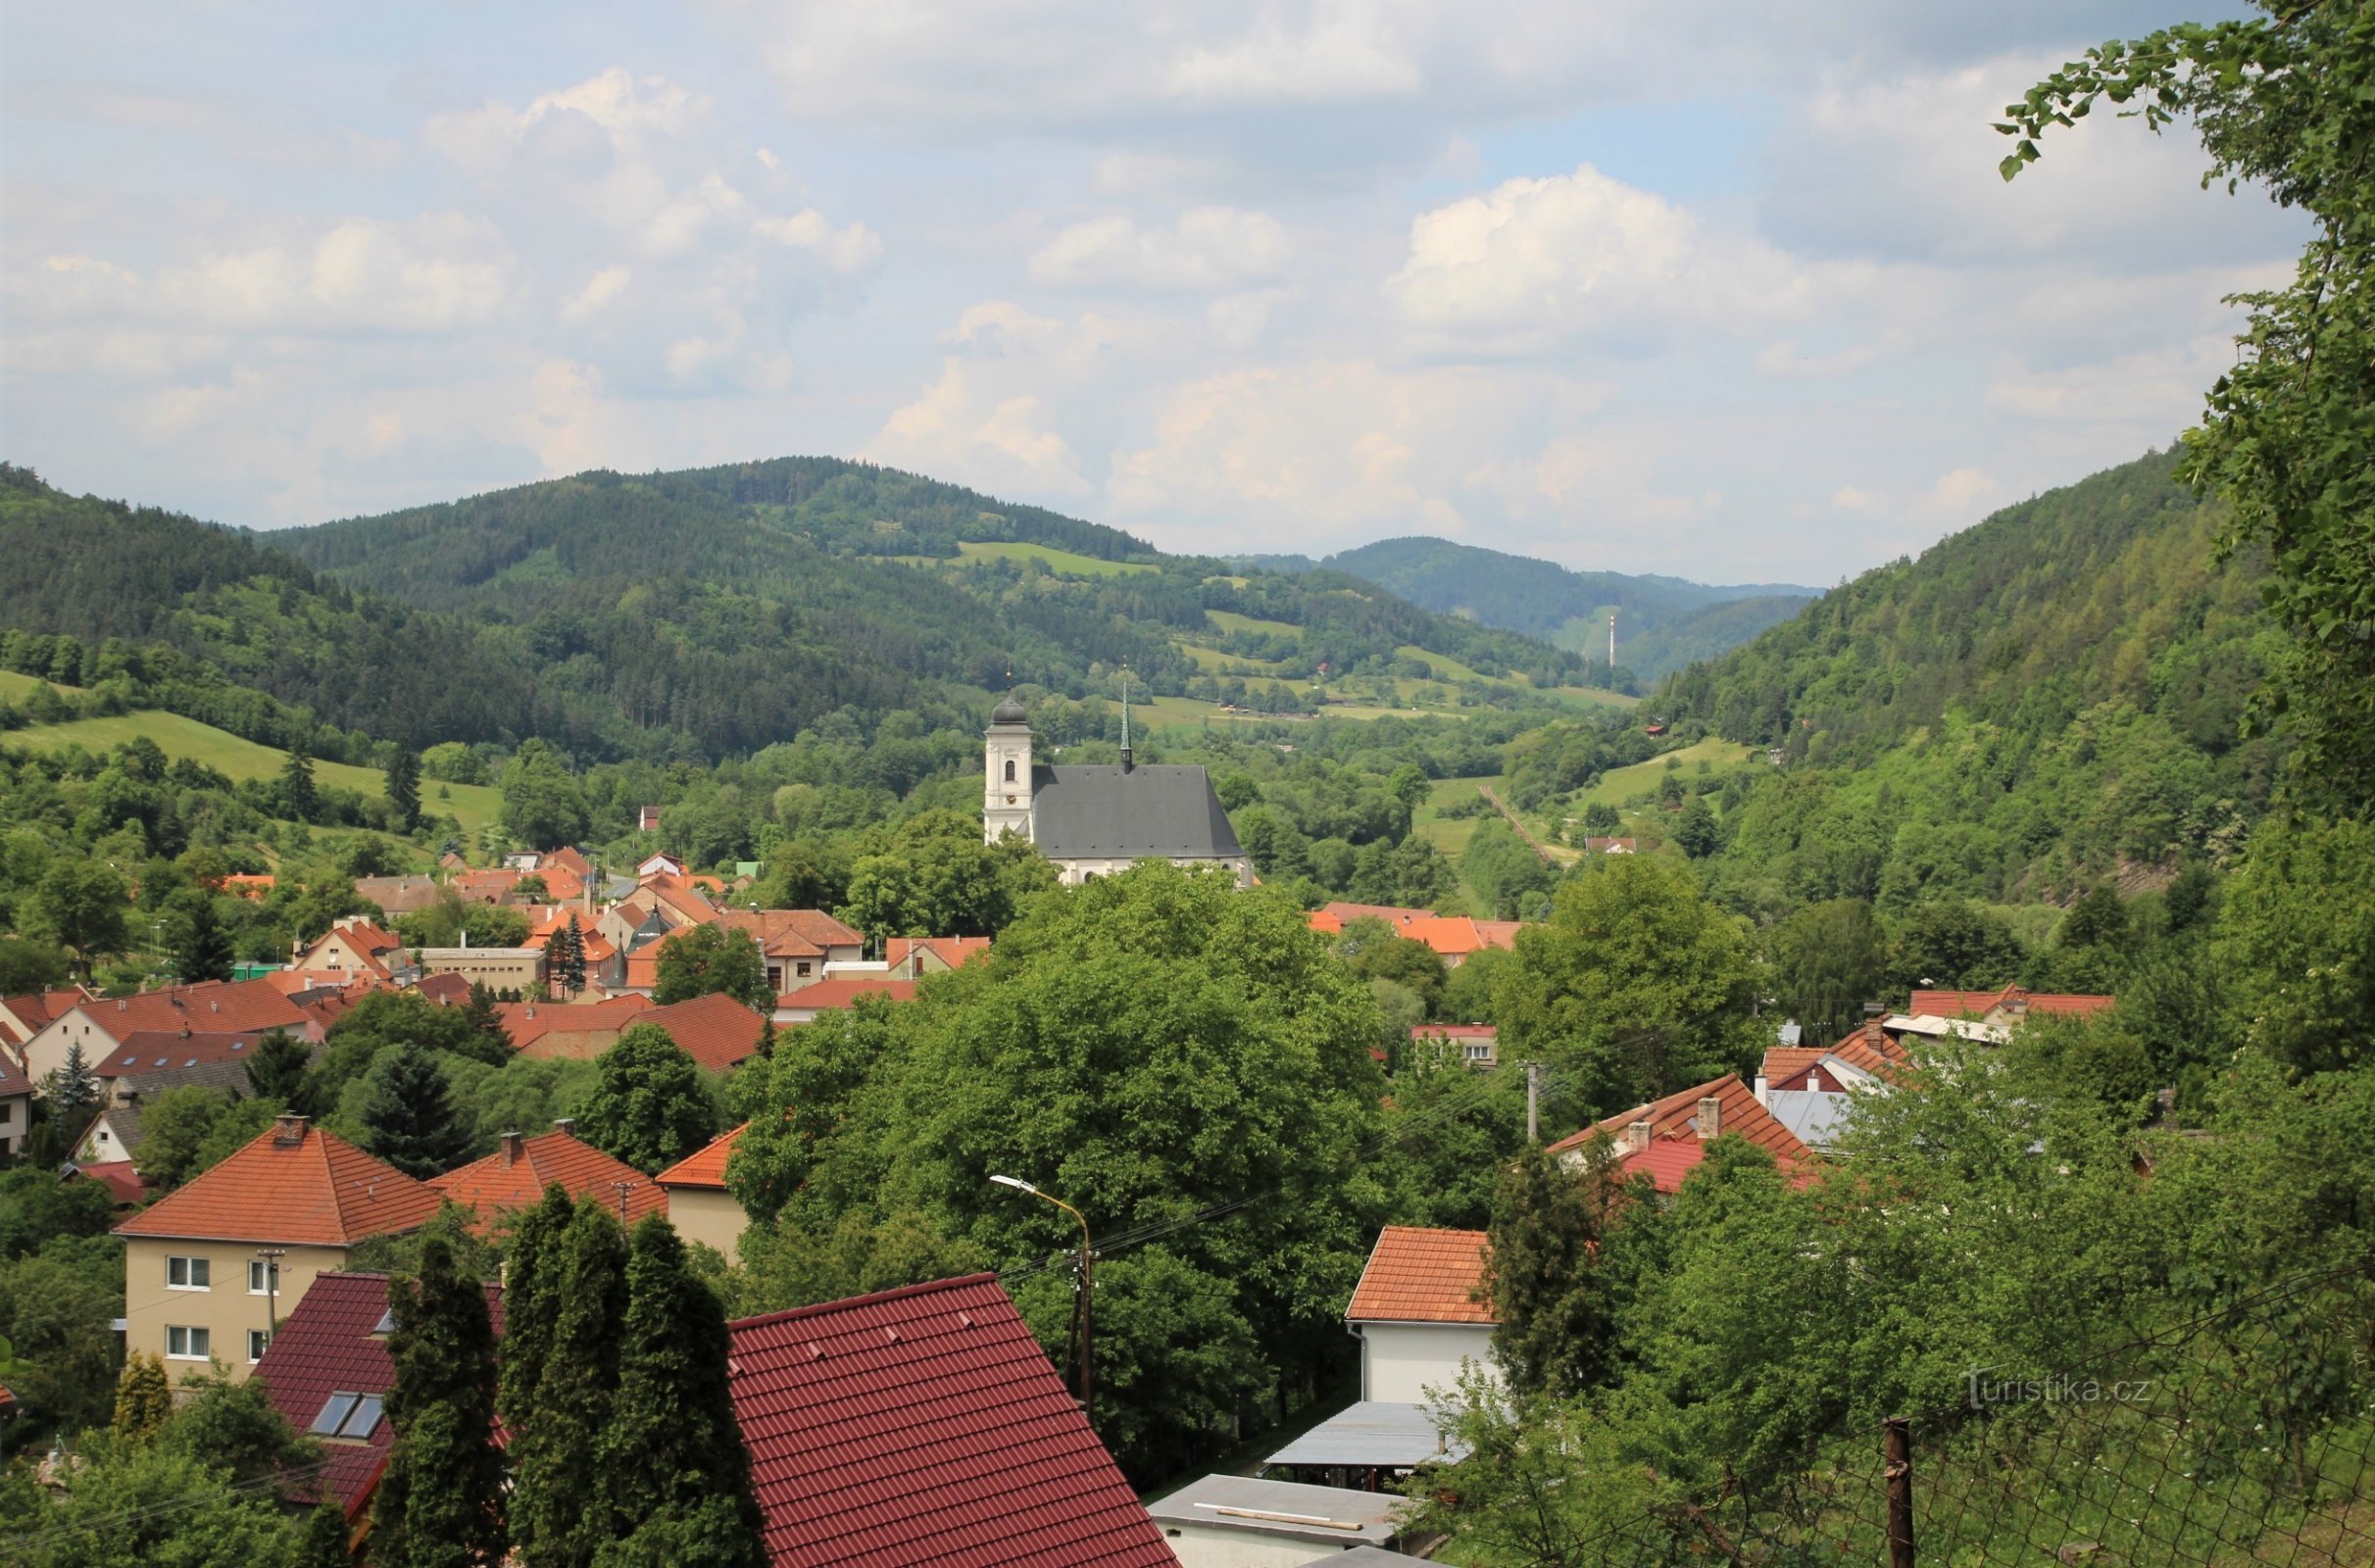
xmin=1319 ymin=535 xmax=1815 ymax=680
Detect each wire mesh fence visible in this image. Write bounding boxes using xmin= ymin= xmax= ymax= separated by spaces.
xmin=1494 ymin=1264 xmax=2375 ymax=1565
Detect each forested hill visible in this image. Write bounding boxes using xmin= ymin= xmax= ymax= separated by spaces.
xmin=1310 ymin=536 xmax=1816 ymax=679
xmin=1666 ymin=449 xmax=2270 ymax=766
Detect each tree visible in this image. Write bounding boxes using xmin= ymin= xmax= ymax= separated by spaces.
xmin=494 ymin=1187 xmax=574 ymax=1544
xmin=373 ymin=1237 xmax=508 ymax=1568
xmin=32 ymin=859 xmax=129 ymax=981
xmin=172 ymin=892 xmax=236 ymax=985
xmin=0 ymin=936 xmax=70 ymax=994
xmin=1769 ymin=899 xmax=1888 ymax=1042
xmin=1673 ymin=795 xmax=1720 ymax=858
xmin=2004 ymin=9 xmax=2375 ymax=809
xmin=500 ymin=739 xmax=591 ymax=849
xmin=2215 ymin=815 xmax=2375 ymax=1074
xmin=114 ymin=1350 xmax=173 ymax=1442
xmin=1885 ymin=897 xmax=2028 ymax=992
xmin=387 ymin=746 xmax=423 ymax=833
xmin=545 ymin=914 xmax=584 ymax=996
xmin=576 ymin=1024 xmax=717 ymax=1175
xmin=1484 ymin=1145 xmax=1626 ymax=1396
xmin=1495 ymin=857 xmax=1768 ymax=1121
xmin=278 ymin=744 xmax=320 ymax=823
xmin=512 ymin=1203 xmax=628 ymax=1568
xmin=836 ymin=808 xmax=1057 ymax=939
xmin=358 ymin=1043 xmax=475 ymax=1178
xmin=46 ymin=1041 xmax=101 ymax=1136
xmin=652 ymin=925 xmax=769 ymax=1009
xmin=135 ymin=1086 xmax=278 ymax=1190
xmin=246 ymin=1026 xmax=314 ymax=1111
xmin=593 ymin=1217 xmax=767 ymax=1566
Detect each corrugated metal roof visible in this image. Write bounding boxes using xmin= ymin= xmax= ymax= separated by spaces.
xmin=1146 ymin=1474 xmax=1405 ymax=1546
xmin=1262 ymin=1401 xmax=1468 ymax=1469
xmin=1028 ymin=764 xmax=1244 ymax=860
xmin=726 ymin=1273 xmax=1175 ymax=1568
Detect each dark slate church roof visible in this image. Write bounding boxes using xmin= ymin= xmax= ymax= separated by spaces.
xmin=1030 ymin=764 xmax=1245 ymax=861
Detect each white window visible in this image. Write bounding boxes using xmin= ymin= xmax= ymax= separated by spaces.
xmin=248 ymin=1260 xmax=280 ymax=1296
xmin=1464 ymin=1043 xmax=1494 ymax=1062
xmin=167 ymin=1255 xmax=211 ymax=1291
xmin=248 ymin=1329 xmax=271 ymax=1363
xmin=167 ymin=1325 xmax=212 ymax=1360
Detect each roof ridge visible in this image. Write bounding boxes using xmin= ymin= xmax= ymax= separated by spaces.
xmin=728 ymin=1271 xmax=998 ymax=1332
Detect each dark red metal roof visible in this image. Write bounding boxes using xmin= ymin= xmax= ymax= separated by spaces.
xmin=727 ymin=1274 xmax=1173 ymax=1568
xmin=252 ymin=1270 xmax=504 ymax=1518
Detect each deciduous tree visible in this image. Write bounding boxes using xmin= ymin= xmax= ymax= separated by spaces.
xmin=575 ymin=1024 xmax=717 ymax=1175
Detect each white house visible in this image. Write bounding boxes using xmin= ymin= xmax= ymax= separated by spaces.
xmin=1344 ymin=1225 xmax=1500 ymax=1404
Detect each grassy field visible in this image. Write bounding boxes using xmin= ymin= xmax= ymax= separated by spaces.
xmin=0 ymin=670 xmax=83 ymax=701
xmin=1579 ymin=738 xmax=1761 ymax=807
xmin=955 ymin=541 xmax=1158 ymax=576
xmin=1205 ymin=610 xmax=1303 ymax=639
xmin=1541 ymin=684 xmax=1640 ymax=710
xmin=1393 ymin=644 xmax=1490 ymax=684
xmin=10 ymin=710 xmax=504 ymax=838
xmin=1412 ymin=774 xmax=1505 ymax=860
xmin=1172 ymin=641 xmax=1298 ymax=676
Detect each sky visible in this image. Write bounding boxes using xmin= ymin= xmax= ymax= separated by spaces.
xmin=0 ymin=0 xmax=2301 ymax=582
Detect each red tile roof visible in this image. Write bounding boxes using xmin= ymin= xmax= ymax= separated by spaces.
xmin=1346 ymin=1227 xmax=1494 ymax=1324
xmin=1546 ymin=1074 xmax=1810 ymax=1164
xmin=1411 ymin=1023 xmax=1497 ymax=1040
xmin=1307 ymin=906 xmax=1521 ymax=958
xmin=414 ymin=973 xmax=471 ymax=1008
xmin=95 ymin=1029 xmax=268 ymax=1078
xmin=711 ymin=908 xmax=864 ymax=959
xmin=639 ymin=993 xmax=769 ymax=1072
xmin=0 ymin=988 xmax=91 ymax=1046
xmin=656 ymin=1123 xmax=747 ymax=1190
xmin=882 ymin=936 xmax=991 ymax=974
xmin=71 ymin=1160 xmax=147 ymax=1205
xmin=727 ymin=1274 xmax=1174 ymax=1567
xmin=114 ymin=1118 xmax=441 ymax=1246
xmin=252 ymin=1271 xmax=505 ymax=1518
xmin=428 ymin=1129 xmax=667 ymax=1230
xmin=65 ymin=980 xmax=312 ymax=1046
xmin=539 ymin=847 xmax=593 ymax=877
xmin=0 ymin=1053 xmax=31 ymax=1098
xmin=1908 ymin=986 xmax=2114 ymax=1020
xmin=1616 ymin=1140 xmax=1711 ymax=1194
xmin=497 ymin=996 xmax=652 ymax=1049
xmin=773 ymin=979 xmax=919 ymax=1015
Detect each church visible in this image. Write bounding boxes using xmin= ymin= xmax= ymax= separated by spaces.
xmin=982 ymin=693 xmax=1253 ymax=886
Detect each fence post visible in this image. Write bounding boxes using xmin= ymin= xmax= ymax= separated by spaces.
xmin=1884 ymin=1415 xmax=1915 ymax=1568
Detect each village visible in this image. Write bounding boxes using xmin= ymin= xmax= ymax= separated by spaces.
xmin=0 ymin=703 xmax=2119 ymax=1564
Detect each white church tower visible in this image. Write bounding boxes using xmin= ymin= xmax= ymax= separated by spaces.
xmin=983 ymin=693 xmax=1034 ymax=844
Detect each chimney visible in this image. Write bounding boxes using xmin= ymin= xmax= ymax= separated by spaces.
xmin=1626 ymin=1118 xmax=1653 ymax=1153
xmin=1807 ymin=1070 xmax=1822 ymax=1094
xmin=1698 ymin=1096 xmax=1722 ymax=1141
xmin=553 ymin=1117 xmax=576 ymax=1138
xmin=502 ymin=1131 xmax=524 ymax=1164
xmin=272 ymin=1113 xmax=310 ymax=1146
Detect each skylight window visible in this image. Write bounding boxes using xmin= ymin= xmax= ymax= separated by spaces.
xmin=310 ymin=1392 xmax=384 ymax=1439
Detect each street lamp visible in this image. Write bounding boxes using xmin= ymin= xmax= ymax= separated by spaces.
xmin=990 ymin=1175 xmax=1094 ymax=1419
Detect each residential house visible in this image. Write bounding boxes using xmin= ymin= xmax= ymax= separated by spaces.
xmin=289 ymin=915 xmax=409 ymax=986
xmin=982 ymin=697 xmax=1253 ymax=886
xmin=520 ymin=906 xmax=619 ymax=995
xmin=0 ymin=1054 xmax=29 ymax=1157
xmin=18 ymin=980 xmax=316 ymax=1091
xmin=66 ymin=1161 xmax=147 ymax=1207
xmin=726 ymin=1273 xmax=1176 ymax=1567
xmin=449 ymin=867 xmax=523 ymax=906
xmin=413 ymin=945 xmax=544 ymax=996
xmin=638 ymin=993 xmax=771 ymax=1071
xmin=1346 ymin=1226 xmax=1499 ymax=1403
xmin=80 ymin=1049 xmax=277 ymax=1167
xmin=881 ymin=936 xmax=990 ymax=978
xmin=637 ymin=852 xmax=684 ymax=879
xmin=413 ymin=972 xmax=472 ymax=1008
xmin=708 ymin=908 xmax=865 ymax=996
xmin=1905 ymin=986 xmax=2115 ymax=1034
xmin=1147 ymin=1475 xmax=1407 ymax=1567
xmin=500 ymin=996 xmax=653 ymax=1060
xmin=1577 ymin=836 xmax=1637 ymax=856
xmin=112 ymin=1115 xmax=441 ymax=1382
xmin=1548 ymin=1073 xmax=1813 ymax=1193
xmin=1755 ymin=1023 xmax=1912 ymax=1152
xmin=350 ymin=875 xmax=441 ymax=919
xmin=94 ymin=1031 xmax=271 ymax=1098
xmin=1410 ymin=1022 xmax=1499 ymax=1067
xmin=539 ymin=847 xmax=594 ymax=879
xmin=1307 ymin=903 xmax=1525 ymax=967
xmin=0 ymin=988 xmax=87 ymax=1060
xmin=596 ymin=878 xmax=716 ymax=956
xmin=771 ymin=978 xmax=917 ymax=1026
xmin=251 ymin=1270 xmax=504 ymax=1547
xmin=428 ymin=1123 xmax=667 ymax=1232
xmin=655 ymin=1123 xmax=748 ymax=1263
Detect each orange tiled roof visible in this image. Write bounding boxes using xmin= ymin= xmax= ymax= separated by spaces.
xmin=1908 ymin=986 xmax=2114 ymax=1020
xmin=710 ymin=908 xmax=861 ymax=958
xmin=639 ymin=992 xmax=769 ymax=1071
xmin=1759 ymin=1046 xmax=1829 ymax=1083
xmin=1346 ymin=1226 xmax=1494 ymax=1324
xmin=0 ymin=988 xmax=89 ymax=1046
xmin=1307 ymin=906 xmax=1521 ymax=959
xmin=882 ymin=936 xmax=991 ymax=972
xmin=497 ymin=996 xmax=651 ymax=1049
xmin=1547 ymin=1073 xmax=1809 ymax=1163
xmin=428 ymin=1129 xmax=666 ymax=1229
xmin=774 ymin=978 xmax=918 ymax=1013
xmin=114 ymin=1118 xmax=440 ymax=1246
xmin=66 ymin=980 xmax=313 ymax=1047
xmin=655 ymin=1122 xmax=747 ymax=1190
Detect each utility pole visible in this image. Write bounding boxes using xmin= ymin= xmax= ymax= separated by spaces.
xmin=256 ymin=1247 xmax=286 ymax=1341
xmin=612 ymin=1180 xmax=636 ymax=1223
xmin=1884 ymin=1416 xmax=1916 ymax=1568
xmin=990 ymin=1175 xmax=1094 ymax=1421
xmin=1526 ymin=1062 xmax=1542 ymax=1145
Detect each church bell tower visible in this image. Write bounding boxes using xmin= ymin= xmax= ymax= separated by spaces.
xmin=984 ymin=693 xmax=1034 ymax=844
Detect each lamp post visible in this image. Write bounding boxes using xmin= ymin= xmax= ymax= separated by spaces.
xmin=990 ymin=1174 xmax=1093 ymax=1418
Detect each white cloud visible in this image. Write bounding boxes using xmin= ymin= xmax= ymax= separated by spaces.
xmin=1757 ymin=339 xmax=1877 ymax=380
xmin=752 ymin=210 xmax=884 ymax=274
xmin=1028 ymin=207 xmax=1292 ymax=292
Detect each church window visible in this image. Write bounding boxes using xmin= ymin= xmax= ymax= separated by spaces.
xmin=1004 ymin=759 xmax=1016 ymax=782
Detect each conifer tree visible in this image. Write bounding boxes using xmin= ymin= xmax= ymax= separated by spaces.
xmin=512 ymin=1203 xmax=628 ymax=1568
xmin=554 ymin=915 xmax=587 ymax=996
xmin=48 ymin=1041 xmax=99 ymax=1132
xmin=494 ymin=1186 xmax=573 ymax=1563
xmin=113 ymin=1351 xmax=173 ymax=1442
xmin=296 ymin=1501 xmax=354 ymax=1568
xmin=386 ymin=746 xmax=423 ymax=833
xmin=358 ymin=1043 xmax=473 ymax=1178
xmin=1483 ymin=1144 xmax=1626 ymax=1398
xmin=245 ymin=1027 xmax=314 ymax=1113
xmin=173 ymin=894 xmax=236 ymax=985
xmin=595 ymin=1216 xmax=767 ymax=1567
xmin=373 ymin=1237 xmax=508 ymax=1567
xmin=462 ymin=981 xmax=510 ymax=1052
xmin=278 ymin=745 xmax=320 ymax=823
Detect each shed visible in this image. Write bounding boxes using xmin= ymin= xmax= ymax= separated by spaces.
xmin=1147 ymin=1474 xmax=1408 ymax=1566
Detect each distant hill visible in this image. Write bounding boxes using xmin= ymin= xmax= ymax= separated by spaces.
xmin=1276 ymin=537 xmax=1817 ymax=681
